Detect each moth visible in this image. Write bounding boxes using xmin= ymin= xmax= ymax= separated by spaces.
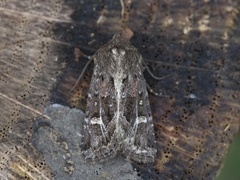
xmin=81 ymin=34 xmax=157 ymax=163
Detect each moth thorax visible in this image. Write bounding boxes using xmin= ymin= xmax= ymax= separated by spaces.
xmin=109 ymin=48 xmax=127 ymax=86
xmin=111 ymin=48 xmax=126 ymax=58
xmin=111 ymin=48 xmax=126 ymax=67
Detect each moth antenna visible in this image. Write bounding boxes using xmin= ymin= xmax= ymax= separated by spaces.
xmin=69 ymin=55 xmax=92 ymax=93
xmin=142 ymin=59 xmax=171 ymax=80
xmin=143 ymin=60 xmax=170 ymax=97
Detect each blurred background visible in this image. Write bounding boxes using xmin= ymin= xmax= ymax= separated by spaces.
xmin=0 ymin=0 xmax=239 ymax=179
xmin=217 ymin=131 xmax=240 ymax=180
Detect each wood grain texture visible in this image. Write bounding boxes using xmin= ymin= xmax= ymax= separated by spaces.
xmin=0 ymin=0 xmax=239 ymax=179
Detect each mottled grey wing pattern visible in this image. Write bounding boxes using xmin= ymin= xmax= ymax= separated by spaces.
xmin=81 ymin=62 xmax=118 ymax=163
xmin=122 ymin=66 xmax=157 ymax=163
xmin=81 ymin=35 xmax=156 ymax=163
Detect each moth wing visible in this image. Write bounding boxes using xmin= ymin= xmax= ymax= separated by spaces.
xmin=122 ymin=72 xmax=157 ymax=163
xmin=81 ymin=72 xmax=119 ymax=163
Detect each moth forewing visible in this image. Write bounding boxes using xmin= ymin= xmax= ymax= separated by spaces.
xmin=81 ymin=34 xmax=157 ymax=163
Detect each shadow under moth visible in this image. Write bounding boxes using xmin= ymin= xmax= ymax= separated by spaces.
xmin=81 ymin=34 xmax=157 ymax=163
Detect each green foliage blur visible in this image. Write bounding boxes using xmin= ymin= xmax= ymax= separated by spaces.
xmin=217 ymin=131 xmax=240 ymax=180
